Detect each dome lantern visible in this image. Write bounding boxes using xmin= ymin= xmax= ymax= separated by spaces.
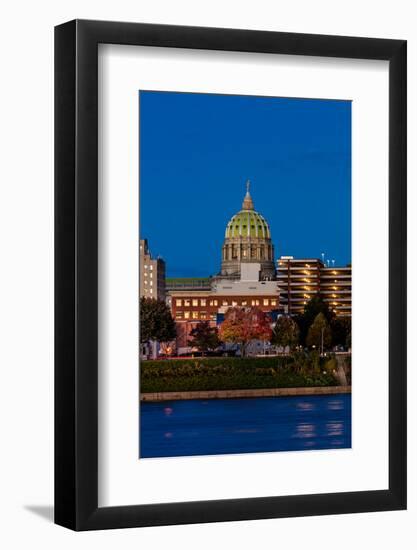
xmin=242 ymin=180 xmax=254 ymax=210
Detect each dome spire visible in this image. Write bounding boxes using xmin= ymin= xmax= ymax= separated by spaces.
xmin=242 ymin=179 xmax=254 ymax=210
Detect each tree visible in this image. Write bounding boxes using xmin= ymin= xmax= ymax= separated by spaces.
xmin=271 ymin=315 xmax=300 ymax=352
xmin=188 ymin=321 xmax=220 ymax=354
xmin=296 ymin=294 xmax=335 ymax=346
xmin=330 ymin=316 xmax=351 ymax=348
xmin=306 ymin=312 xmax=332 ymax=352
xmin=140 ymin=297 xmax=176 ymax=344
xmin=219 ymin=307 xmax=272 ymax=357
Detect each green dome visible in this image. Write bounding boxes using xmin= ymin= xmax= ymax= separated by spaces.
xmin=225 ymin=210 xmax=271 ymax=239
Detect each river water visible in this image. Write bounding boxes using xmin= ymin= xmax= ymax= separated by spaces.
xmin=140 ymin=394 xmax=351 ymax=458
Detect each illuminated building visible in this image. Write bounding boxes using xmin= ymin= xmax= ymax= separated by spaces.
xmin=276 ymin=256 xmax=351 ymax=316
xmin=167 ymin=184 xmax=280 ymax=350
xmin=220 ymin=180 xmax=275 ymax=280
xmin=139 ymin=239 xmax=166 ymax=301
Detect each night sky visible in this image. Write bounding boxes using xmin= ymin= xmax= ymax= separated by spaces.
xmin=139 ymin=91 xmax=351 ymax=278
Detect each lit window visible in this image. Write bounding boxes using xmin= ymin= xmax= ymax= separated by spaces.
xmin=150 ymin=281 xmax=153 ymax=286
xmin=192 ymin=299 xmax=198 ymax=307
xmin=150 ymin=289 xmax=153 ymax=294
xmin=251 ymin=300 xmax=259 ymax=306
xmin=192 ymin=311 xmax=198 ymax=319
xmin=271 ymin=299 xmax=277 ymax=306
xmin=150 ymin=265 xmax=153 ymax=270
xmin=175 ymin=312 xmax=183 ymax=319
xmin=184 ymin=299 xmax=190 ymax=307
xmin=222 ymin=300 xmax=228 ymax=306
xmin=213 ymin=300 xmax=218 ymax=306
xmin=232 ymin=301 xmax=237 ymax=307
xmin=144 ymin=265 xmax=148 ymax=269
xmin=200 ymin=299 xmax=206 ymax=306
xmin=176 ymin=299 xmax=182 ymax=306
xmin=184 ymin=312 xmax=190 ymax=319
xmin=242 ymin=300 xmax=247 ymax=306
xmin=263 ymin=299 xmax=269 ymax=306
xmin=200 ymin=312 xmax=207 ymax=319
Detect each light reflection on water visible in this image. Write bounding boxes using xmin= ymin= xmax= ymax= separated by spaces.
xmin=140 ymin=394 xmax=351 ymax=458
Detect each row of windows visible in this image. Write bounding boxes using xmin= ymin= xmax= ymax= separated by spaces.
xmin=143 ymin=264 xmax=154 ymax=270
xmin=223 ymin=245 xmax=273 ymax=261
xmin=176 ymin=311 xmax=213 ymax=320
xmin=175 ymin=298 xmax=278 ymax=308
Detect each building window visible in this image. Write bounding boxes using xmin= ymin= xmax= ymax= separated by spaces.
xmin=209 ymin=299 xmax=218 ymax=306
xmin=150 ymin=265 xmax=153 ymax=270
xmin=263 ymin=299 xmax=269 ymax=306
xmin=222 ymin=300 xmax=228 ymax=306
xmin=176 ymin=299 xmax=182 ymax=307
xmin=175 ymin=312 xmax=183 ymax=319
xmin=184 ymin=312 xmax=190 ymax=319
xmin=251 ymin=299 xmax=259 ymax=306
xmin=271 ymin=299 xmax=277 ymax=306
xmin=242 ymin=300 xmax=247 ymax=306
xmin=200 ymin=299 xmax=206 ymax=306
xmin=184 ymin=299 xmax=190 ymax=306
xmin=200 ymin=312 xmax=207 ymax=319
xmin=150 ymin=289 xmax=153 ymax=294
xmin=192 ymin=299 xmax=198 ymax=307
xmin=232 ymin=301 xmax=237 ymax=307
xmin=192 ymin=311 xmax=199 ymax=319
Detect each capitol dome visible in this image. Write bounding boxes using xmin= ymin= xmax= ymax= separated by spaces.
xmin=220 ymin=181 xmax=275 ymax=279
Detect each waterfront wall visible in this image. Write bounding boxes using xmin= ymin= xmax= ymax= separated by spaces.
xmin=141 ymin=385 xmax=351 ymax=402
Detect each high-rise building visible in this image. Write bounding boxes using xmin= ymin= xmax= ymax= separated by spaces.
xmin=139 ymin=239 xmax=166 ymax=301
xmin=276 ymin=256 xmax=351 ymax=316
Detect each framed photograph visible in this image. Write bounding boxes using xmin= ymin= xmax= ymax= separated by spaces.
xmin=55 ymin=20 xmax=406 ymax=530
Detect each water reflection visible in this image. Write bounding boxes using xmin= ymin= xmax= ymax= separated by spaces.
xmin=140 ymin=394 xmax=351 ymax=458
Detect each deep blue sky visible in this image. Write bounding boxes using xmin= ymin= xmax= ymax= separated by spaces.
xmin=139 ymin=91 xmax=351 ymax=278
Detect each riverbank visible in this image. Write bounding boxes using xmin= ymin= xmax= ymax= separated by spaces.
xmin=141 ymin=355 xmax=346 ymax=393
xmin=141 ymin=385 xmax=351 ymax=401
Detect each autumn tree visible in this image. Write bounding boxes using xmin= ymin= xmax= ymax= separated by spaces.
xmin=188 ymin=321 xmax=220 ymax=355
xmin=140 ymin=297 xmax=176 ymax=344
xmin=271 ymin=315 xmax=300 ymax=352
xmin=306 ymin=312 xmax=332 ymax=352
xmin=219 ymin=307 xmax=272 ymax=357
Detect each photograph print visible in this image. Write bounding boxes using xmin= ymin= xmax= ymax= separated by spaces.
xmin=139 ymin=90 xmax=352 ymax=459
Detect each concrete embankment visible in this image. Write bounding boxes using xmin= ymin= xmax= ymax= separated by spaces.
xmin=141 ymin=386 xmax=351 ymax=402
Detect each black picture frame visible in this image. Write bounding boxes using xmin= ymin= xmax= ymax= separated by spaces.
xmin=55 ymin=19 xmax=407 ymax=531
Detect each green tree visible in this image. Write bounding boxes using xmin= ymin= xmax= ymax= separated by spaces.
xmin=306 ymin=312 xmax=332 ymax=352
xmin=140 ymin=297 xmax=176 ymax=344
xmin=188 ymin=321 xmax=220 ymax=355
xmin=330 ymin=316 xmax=351 ymax=348
xmin=271 ymin=316 xmax=300 ymax=352
xmin=219 ymin=307 xmax=272 ymax=357
xmin=296 ymin=294 xmax=334 ymax=346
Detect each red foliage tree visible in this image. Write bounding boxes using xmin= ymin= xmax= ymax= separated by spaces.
xmin=219 ymin=307 xmax=272 ymax=356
